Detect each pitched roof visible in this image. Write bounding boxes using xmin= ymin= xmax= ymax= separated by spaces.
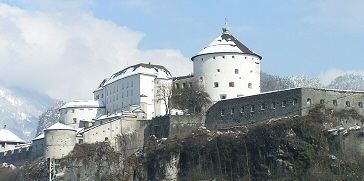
xmin=0 ymin=128 xmax=26 ymax=143
xmin=102 ymin=63 xmax=172 ymax=87
xmin=45 ymin=122 xmax=76 ymax=131
xmin=192 ymin=30 xmax=261 ymax=60
xmin=60 ymin=100 xmax=104 ymax=109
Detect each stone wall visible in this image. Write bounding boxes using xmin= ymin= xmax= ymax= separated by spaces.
xmin=206 ymin=88 xmax=303 ymax=129
xmin=0 ymin=145 xmax=32 ymax=165
xmin=206 ymin=88 xmax=364 ymax=130
xmin=145 ymin=115 xmax=205 ymax=140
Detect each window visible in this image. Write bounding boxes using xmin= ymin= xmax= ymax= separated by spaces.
xmin=229 ymin=82 xmax=235 ymax=87
xmin=96 ymin=95 xmax=99 ymax=100
xmin=232 ymin=55 xmax=235 ymax=58
xmin=245 ymin=57 xmax=247 ymax=59
xmin=214 ymin=82 xmax=219 ymax=88
xmin=221 ymin=109 xmax=225 ymax=116
xmin=201 ymin=58 xmax=204 ymax=61
xmin=79 ymin=139 xmax=83 ymax=144
xmin=72 ymin=109 xmax=75 ymax=113
xmin=359 ymin=102 xmax=363 ymax=108
xmin=248 ymin=83 xmax=252 ymax=89
xmin=320 ymin=99 xmax=325 ymax=104
xmin=175 ymin=83 xmax=180 ymax=89
xmin=220 ymin=94 xmax=227 ymax=100
xmin=235 ymin=69 xmax=239 ymax=74
xmin=240 ymin=106 xmax=245 ymax=114
xmin=213 ymin=56 xmax=216 ymax=59
xmin=333 ymin=100 xmax=338 ymax=106
xmin=217 ymin=69 xmax=220 ymax=72
xmin=189 ymin=82 xmax=193 ymax=88
xmin=73 ymin=118 xmax=77 ymax=123
xmin=307 ymin=98 xmax=311 ymax=105
xmin=293 ymin=99 xmax=298 ymax=105
xmin=222 ymin=56 xmax=225 ymax=59
xmin=182 ymin=83 xmax=186 ymax=88
xmin=346 ymin=101 xmax=351 ymax=107
xmin=200 ymin=77 xmax=203 ymax=81
xmin=101 ymin=94 xmax=104 ymax=98
xmin=230 ymin=108 xmax=234 ymax=115
xmin=282 ymin=101 xmax=287 ymax=108
xmin=271 ymin=102 xmax=276 ymax=109
xmin=261 ymin=104 xmax=266 ymax=111
xmin=250 ymin=105 xmax=255 ymax=113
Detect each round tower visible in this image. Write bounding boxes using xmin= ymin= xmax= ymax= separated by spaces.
xmin=191 ymin=25 xmax=262 ymax=102
xmin=44 ymin=122 xmax=76 ymax=159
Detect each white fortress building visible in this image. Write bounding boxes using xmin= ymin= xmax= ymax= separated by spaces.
xmin=1 ymin=24 xmax=264 ymax=163
xmin=176 ymin=24 xmax=262 ymax=102
xmin=94 ymin=63 xmax=172 ymax=119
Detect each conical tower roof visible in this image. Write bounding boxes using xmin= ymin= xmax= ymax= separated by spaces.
xmin=192 ymin=26 xmax=261 ymax=60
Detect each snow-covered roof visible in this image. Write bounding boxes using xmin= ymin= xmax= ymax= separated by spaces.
xmin=102 ymin=63 xmax=172 ymax=87
xmin=0 ymin=128 xmax=26 ymax=143
xmin=60 ymin=100 xmax=104 ymax=109
xmin=192 ymin=27 xmax=261 ymax=60
xmin=32 ymin=133 xmax=44 ymax=141
xmin=45 ymin=122 xmax=76 ymax=131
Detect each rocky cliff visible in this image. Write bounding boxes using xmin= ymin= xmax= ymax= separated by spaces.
xmin=11 ymin=106 xmax=364 ymax=180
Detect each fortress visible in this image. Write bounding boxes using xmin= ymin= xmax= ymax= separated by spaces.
xmin=1 ymin=25 xmax=364 ymax=167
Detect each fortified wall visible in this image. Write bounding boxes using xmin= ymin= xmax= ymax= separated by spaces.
xmin=207 ymin=88 xmax=364 ymax=129
xmin=145 ymin=115 xmax=205 ymax=140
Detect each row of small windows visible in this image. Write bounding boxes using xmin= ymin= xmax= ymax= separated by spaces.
xmin=63 ymin=108 xmax=101 ymax=114
xmin=175 ymin=82 xmax=193 ymax=89
xmin=214 ymin=82 xmax=252 ymax=89
xmin=307 ymin=98 xmax=363 ymax=108
xmin=105 ymin=81 xmax=134 ymax=97
xmin=216 ymin=69 xmax=240 ymax=74
xmin=200 ymin=56 xmax=257 ymax=61
xmin=221 ymin=99 xmax=298 ymax=116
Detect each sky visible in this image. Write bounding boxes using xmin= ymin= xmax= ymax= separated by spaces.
xmin=0 ymin=0 xmax=363 ymax=100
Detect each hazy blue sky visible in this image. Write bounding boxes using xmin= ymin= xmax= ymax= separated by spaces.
xmin=0 ymin=0 xmax=363 ymax=99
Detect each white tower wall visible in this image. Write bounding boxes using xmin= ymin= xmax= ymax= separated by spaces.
xmin=44 ymin=129 xmax=76 ymax=159
xmin=193 ymin=53 xmax=260 ymax=102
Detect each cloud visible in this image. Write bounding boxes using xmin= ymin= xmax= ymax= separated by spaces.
xmin=0 ymin=3 xmax=192 ymax=101
xmin=318 ymin=69 xmax=364 ymax=85
xmin=303 ymin=0 xmax=364 ymax=32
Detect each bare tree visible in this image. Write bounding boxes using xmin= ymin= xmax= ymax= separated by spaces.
xmin=156 ymin=82 xmax=173 ymax=115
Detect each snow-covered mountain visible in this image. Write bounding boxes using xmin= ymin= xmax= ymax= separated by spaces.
xmin=0 ymin=83 xmax=55 ymax=141
xmin=261 ymin=72 xmax=322 ymax=92
xmin=36 ymin=101 xmax=65 ymax=136
xmin=327 ymin=73 xmax=364 ymax=91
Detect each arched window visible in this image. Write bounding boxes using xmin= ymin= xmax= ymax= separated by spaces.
xmin=359 ymin=102 xmax=363 ymax=108
xmin=282 ymin=100 xmax=287 ymax=108
xmin=346 ymin=101 xmax=351 ymax=107
xmin=271 ymin=102 xmax=276 ymax=109
xmin=320 ymin=99 xmax=325 ymax=104
xmin=293 ymin=98 xmax=298 ymax=105
xmin=248 ymin=83 xmax=252 ymax=89
xmin=250 ymin=105 xmax=255 ymax=113
xmin=307 ymin=98 xmax=311 ymax=105
xmin=333 ymin=100 xmax=338 ymax=106
xmin=261 ymin=104 xmax=266 ymax=111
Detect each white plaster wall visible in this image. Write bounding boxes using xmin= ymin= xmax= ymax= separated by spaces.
xmin=44 ymin=130 xmax=76 ymax=159
xmin=193 ymin=52 xmax=261 ymax=102
xmin=60 ymin=107 xmax=104 ymax=129
xmin=140 ymin=74 xmax=157 ymax=119
xmin=104 ymin=74 xmax=141 ymax=114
